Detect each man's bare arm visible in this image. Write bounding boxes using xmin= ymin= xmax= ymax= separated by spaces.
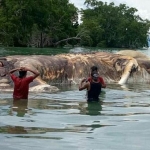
xmin=79 ymin=78 xmax=89 ymax=91
xmin=9 ymin=68 xmax=21 ymax=74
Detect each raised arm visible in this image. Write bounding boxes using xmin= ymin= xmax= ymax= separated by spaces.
xmin=79 ymin=78 xmax=89 ymax=91
xmin=99 ymin=77 xmax=106 ymax=88
xmin=9 ymin=68 xmax=21 ymax=74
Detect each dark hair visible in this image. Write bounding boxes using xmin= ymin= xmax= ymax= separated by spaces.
xmin=19 ymin=71 xmax=27 ymax=78
xmin=91 ymin=66 xmax=98 ymax=72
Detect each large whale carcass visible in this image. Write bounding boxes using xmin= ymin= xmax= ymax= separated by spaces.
xmin=1 ymin=50 xmax=150 ymax=92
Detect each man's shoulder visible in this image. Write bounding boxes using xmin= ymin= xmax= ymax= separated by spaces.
xmin=10 ymin=74 xmax=17 ymax=79
xmin=99 ymin=76 xmax=104 ymax=80
xmin=87 ymin=77 xmax=92 ymax=81
xmin=10 ymin=73 xmax=15 ymax=77
xmin=24 ymin=76 xmax=34 ymax=82
xmin=26 ymin=76 xmax=34 ymax=79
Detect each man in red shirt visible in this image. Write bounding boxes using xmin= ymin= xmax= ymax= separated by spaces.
xmin=87 ymin=66 xmax=106 ymax=88
xmin=9 ymin=67 xmax=39 ymax=100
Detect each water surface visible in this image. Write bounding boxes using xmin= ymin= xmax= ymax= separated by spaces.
xmin=0 ymin=47 xmax=150 ymax=150
xmin=0 ymin=83 xmax=150 ymax=150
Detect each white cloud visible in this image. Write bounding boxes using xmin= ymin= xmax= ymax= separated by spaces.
xmin=69 ymin=0 xmax=150 ymax=20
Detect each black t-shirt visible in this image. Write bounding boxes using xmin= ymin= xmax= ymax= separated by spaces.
xmin=87 ymin=81 xmax=102 ymax=101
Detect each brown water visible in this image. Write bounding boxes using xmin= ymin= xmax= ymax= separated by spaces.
xmin=0 ymin=83 xmax=150 ymax=150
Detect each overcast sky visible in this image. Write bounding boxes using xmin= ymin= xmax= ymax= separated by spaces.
xmin=69 ymin=0 xmax=150 ymax=20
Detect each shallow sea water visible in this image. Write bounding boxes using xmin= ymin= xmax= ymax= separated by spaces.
xmin=0 ymin=47 xmax=150 ymax=150
xmin=0 ymin=83 xmax=150 ymax=150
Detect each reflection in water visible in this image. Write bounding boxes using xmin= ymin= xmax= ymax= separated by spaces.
xmin=6 ymin=126 xmax=27 ymax=134
xmin=0 ymin=125 xmax=87 ymax=135
xmin=86 ymin=101 xmax=102 ymax=115
xmin=12 ymin=100 xmax=28 ymax=117
xmin=79 ymin=90 xmax=105 ymax=116
xmin=0 ymin=100 xmax=29 ymax=134
xmin=1 ymin=83 xmax=150 ymax=150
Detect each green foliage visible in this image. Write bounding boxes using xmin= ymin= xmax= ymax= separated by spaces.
xmin=79 ymin=0 xmax=150 ymax=48
xmin=0 ymin=0 xmax=149 ymax=48
xmin=0 ymin=0 xmax=78 ymax=47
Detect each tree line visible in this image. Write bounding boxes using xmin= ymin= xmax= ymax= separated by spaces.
xmin=0 ymin=0 xmax=150 ymax=48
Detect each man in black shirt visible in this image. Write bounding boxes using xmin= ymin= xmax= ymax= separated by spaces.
xmin=79 ymin=72 xmax=102 ymax=102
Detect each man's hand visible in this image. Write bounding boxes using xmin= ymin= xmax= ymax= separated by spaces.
xmin=20 ymin=67 xmax=27 ymax=71
xmin=81 ymin=78 xmax=87 ymax=83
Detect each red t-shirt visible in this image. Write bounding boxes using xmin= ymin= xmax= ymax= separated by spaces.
xmin=87 ymin=76 xmax=105 ymax=85
xmin=10 ymin=74 xmax=34 ymax=100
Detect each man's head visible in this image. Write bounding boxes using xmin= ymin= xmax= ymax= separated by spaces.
xmin=91 ymin=66 xmax=98 ymax=72
xmin=19 ymin=71 xmax=27 ymax=78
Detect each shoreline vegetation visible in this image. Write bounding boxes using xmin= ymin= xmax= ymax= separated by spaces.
xmin=0 ymin=0 xmax=150 ymax=49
